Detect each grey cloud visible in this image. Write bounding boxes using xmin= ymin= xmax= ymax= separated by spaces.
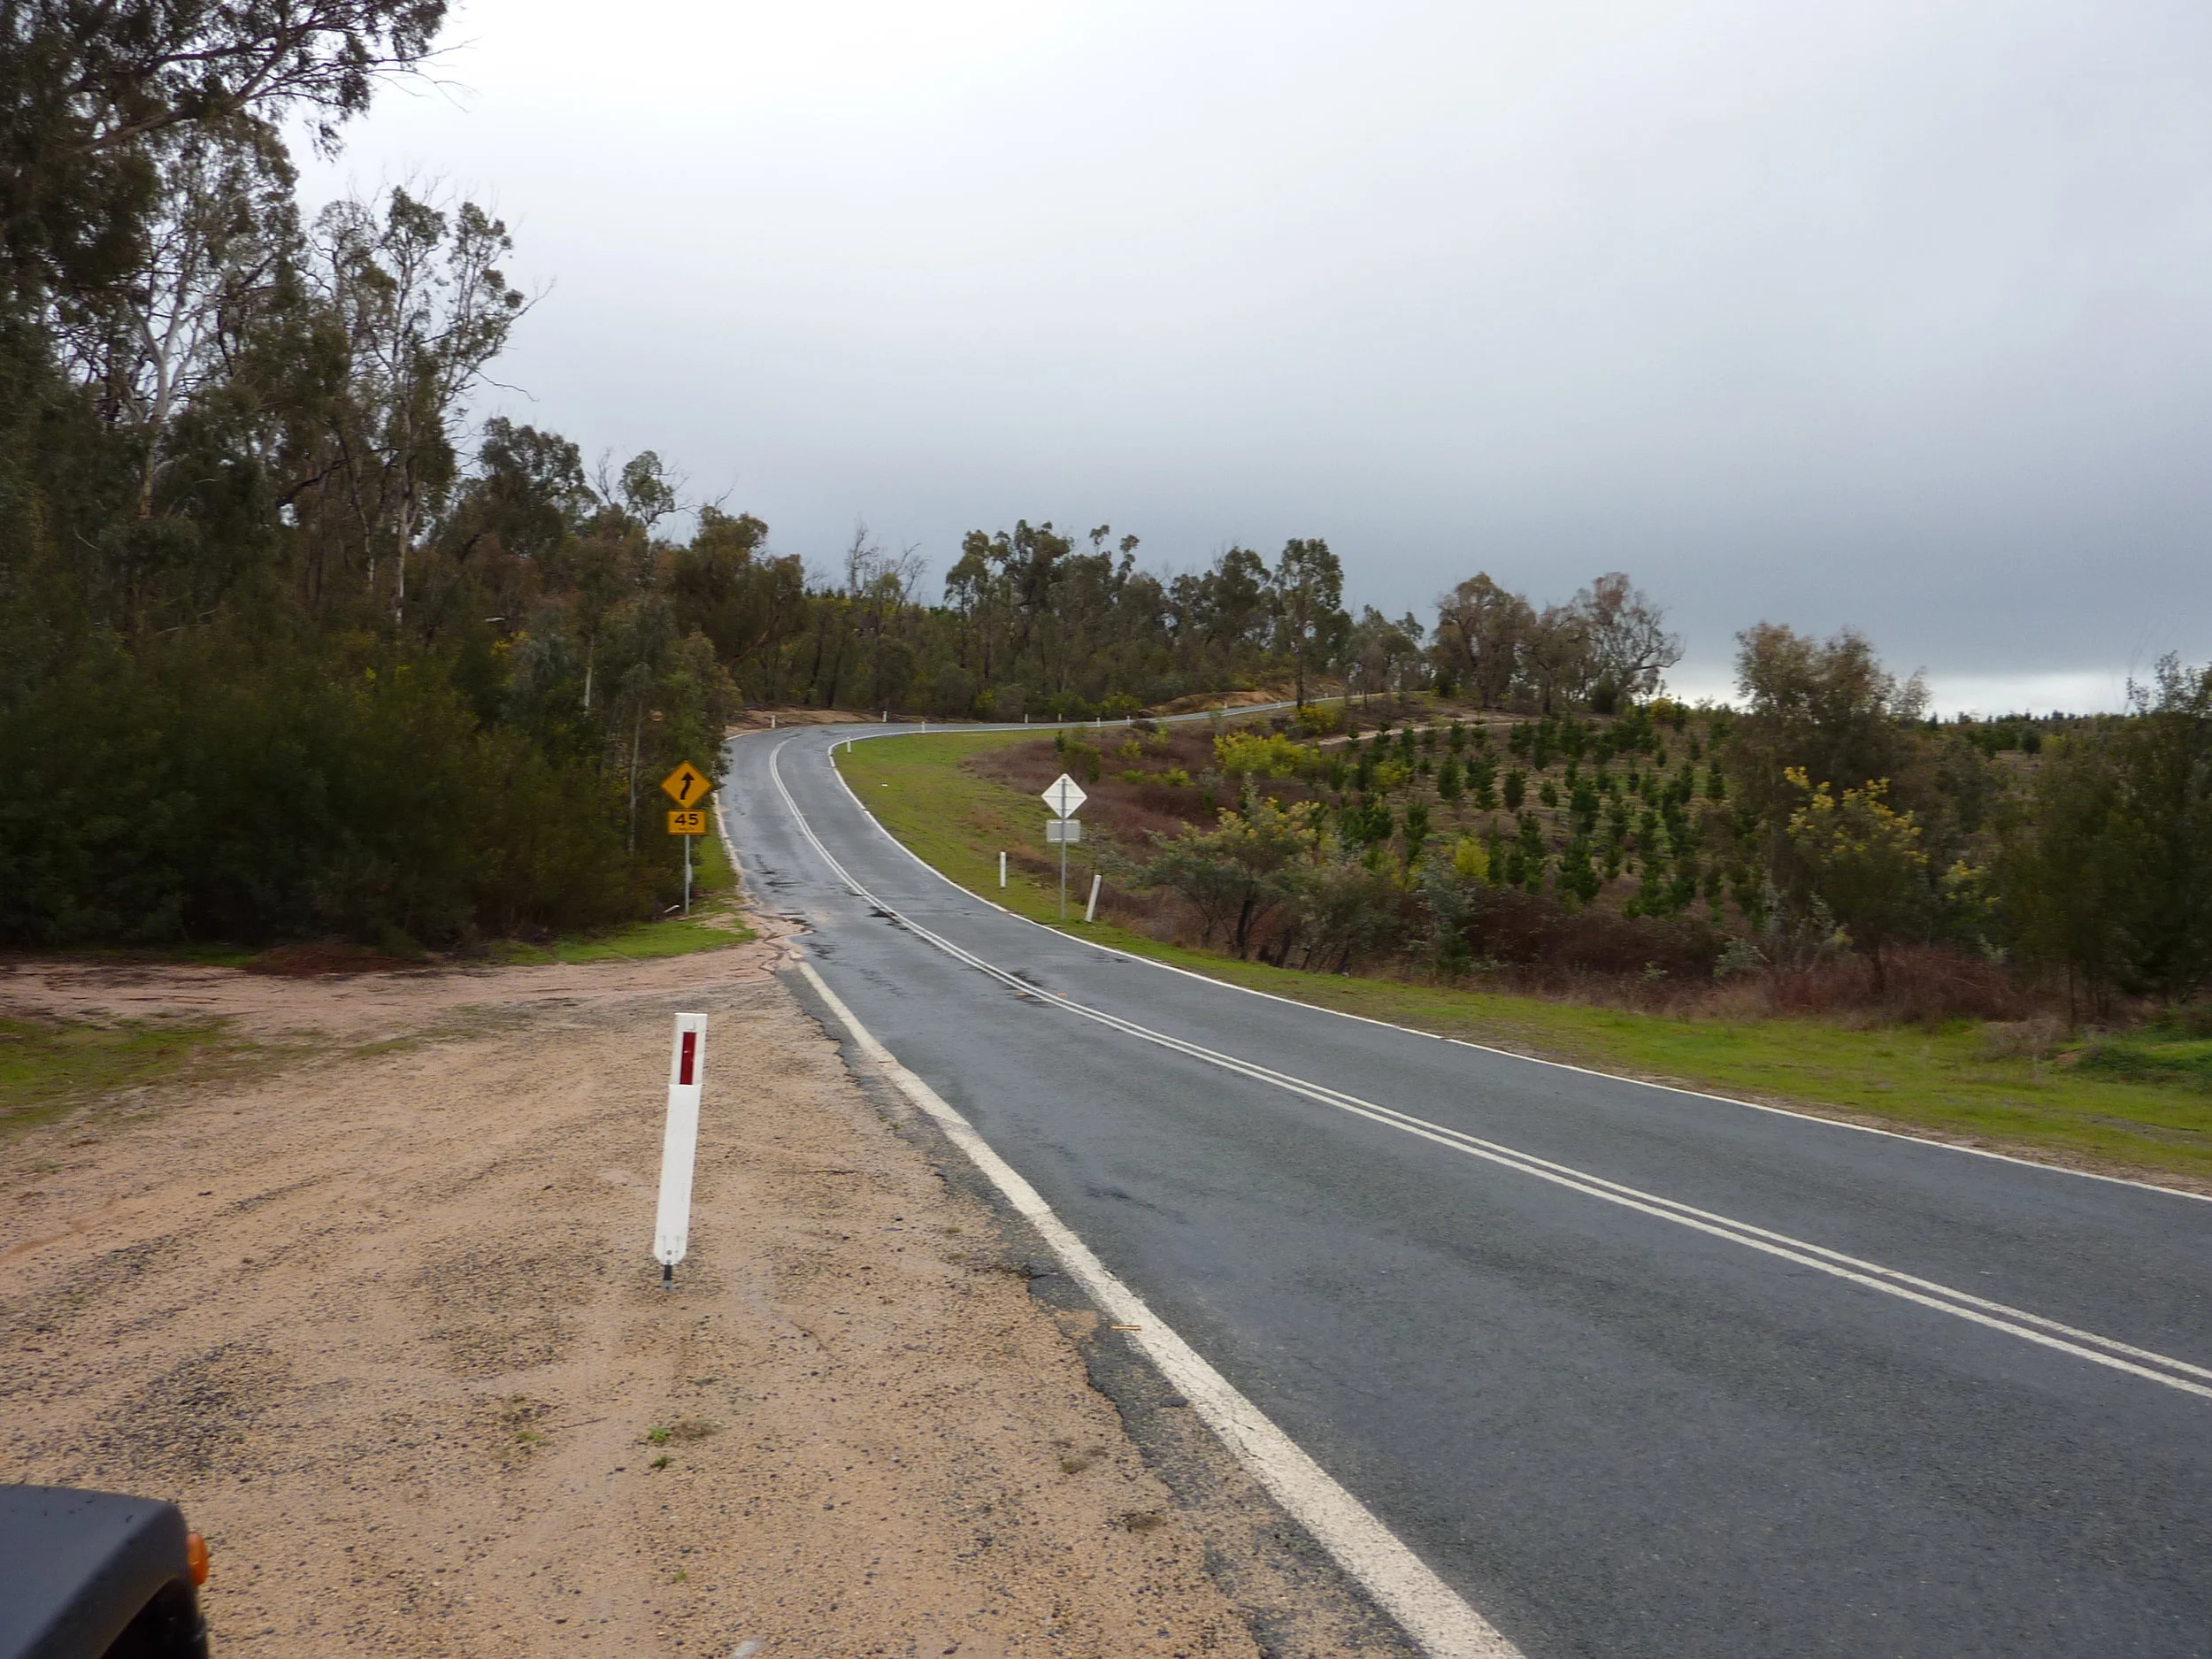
xmin=302 ymin=0 xmax=2212 ymax=708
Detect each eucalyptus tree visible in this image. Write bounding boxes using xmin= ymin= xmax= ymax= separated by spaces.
xmin=1580 ymin=572 xmax=1682 ymax=705
xmin=1270 ymin=536 xmax=1348 ymax=710
xmin=46 ymin=125 xmax=300 ymax=521
xmin=305 ymin=184 xmax=526 ymax=625
xmin=1434 ymin=572 xmax=1532 ymax=709
xmin=1349 ymin=605 xmax=1422 ymax=703
xmin=2 ymin=0 xmax=447 ymax=313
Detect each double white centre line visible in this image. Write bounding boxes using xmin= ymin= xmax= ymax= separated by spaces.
xmin=772 ymin=739 xmax=2212 ymax=1408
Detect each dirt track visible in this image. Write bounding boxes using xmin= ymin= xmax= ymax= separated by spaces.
xmin=0 ymin=942 xmax=1381 ymax=1655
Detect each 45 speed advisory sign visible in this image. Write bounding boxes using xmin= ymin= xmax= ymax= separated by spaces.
xmin=660 ymin=759 xmax=712 ymax=912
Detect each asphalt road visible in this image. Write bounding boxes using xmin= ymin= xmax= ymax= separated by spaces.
xmin=724 ymin=722 xmax=2212 ymax=1659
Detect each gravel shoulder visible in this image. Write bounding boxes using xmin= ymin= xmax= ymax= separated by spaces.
xmin=0 ymin=942 xmax=1388 ymax=1656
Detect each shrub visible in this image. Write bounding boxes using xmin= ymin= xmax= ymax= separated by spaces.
xmin=1557 ymin=839 xmax=1601 ymax=903
xmin=1286 ymin=857 xmax=1404 ymax=972
xmin=1403 ymin=802 xmax=1432 ymax=853
xmin=1140 ymin=799 xmax=1322 ymax=956
xmin=1712 ymin=937 xmax=1767 ymax=979
xmin=1451 ymin=836 xmax=1489 ymax=881
xmin=1213 ymin=731 xmax=1304 ymax=780
xmin=0 ymin=631 xmax=649 ymax=946
xmin=1783 ymin=768 xmax=1929 ymax=989
xmin=1433 ymin=885 xmax=1721 ymax=981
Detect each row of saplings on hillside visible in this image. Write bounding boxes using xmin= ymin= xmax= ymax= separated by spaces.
xmin=1039 ymin=649 xmax=2212 ymax=1029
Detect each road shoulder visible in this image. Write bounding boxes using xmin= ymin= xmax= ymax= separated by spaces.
xmin=0 ymin=949 xmax=1400 ymax=1655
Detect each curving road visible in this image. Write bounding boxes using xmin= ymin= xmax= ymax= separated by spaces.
xmin=724 ymin=721 xmax=2212 ymax=1659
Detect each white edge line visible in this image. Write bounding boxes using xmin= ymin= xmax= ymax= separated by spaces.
xmin=777 ymin=741 xmax=2212 ymax=1401
xmin=789 ymin=956 xmax=1522 ymax=1659
xmin=809 ymin=727 xmax=2211 ymax=1208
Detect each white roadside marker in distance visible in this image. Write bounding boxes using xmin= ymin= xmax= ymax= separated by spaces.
xmin=816 ymin=726 xmax=2209 ymax=1210
xmin=776 ymin=738 xmax=2212 ymax=1403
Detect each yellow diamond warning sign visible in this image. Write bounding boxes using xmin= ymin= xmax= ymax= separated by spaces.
xmin=659 ymin=760 xmax=710 ymax=808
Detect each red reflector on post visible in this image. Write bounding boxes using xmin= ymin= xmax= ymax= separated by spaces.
xmin=678 ymin=1031 xmax=697 ymax=1087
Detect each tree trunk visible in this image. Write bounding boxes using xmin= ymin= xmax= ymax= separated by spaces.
xmin=626 ymin=702 xmax=642 ymax=854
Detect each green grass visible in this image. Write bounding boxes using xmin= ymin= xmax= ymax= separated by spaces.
xmin=2077 ymin=1034 xmax=2212 ymax=1089
xmin=25 ymin=816 xmax=752 ymax=975
xmin=836 ymin=729 xmax=1089 ymax=919
xmin=690 ymin=804 xmax=740 ymax=898
xmin=485 ymin=810 xmax=753 ymax=964
xmin=838 ymin=730 xmax=2212 ymax=1186
xmin=0 ymin=1016 xmax=261 ymax=1134
xmin=485 ymin=914 xmax=754 ymax=966
xmin=56 ymin=941 xmax=263 ymax=969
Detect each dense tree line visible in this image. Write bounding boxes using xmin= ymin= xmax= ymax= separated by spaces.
xmin=688 ymin=519 xmax=1350 ymax=722
xmin=0 ymin=3 xmax=728 ymax=947
xmin=0 ymin=1 xmax=1357 ymax=947
xmin=7 ymin=5 xmax=2202 ymax=999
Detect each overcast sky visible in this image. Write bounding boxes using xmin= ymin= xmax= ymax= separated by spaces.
xmin=297 ymin=0 xmax=2212 ymax=713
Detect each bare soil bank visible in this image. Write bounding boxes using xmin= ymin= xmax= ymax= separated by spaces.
xmin=0 ymin=947 xmax=1392 ymax=1656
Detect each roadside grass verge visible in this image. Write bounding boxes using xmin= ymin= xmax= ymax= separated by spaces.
xmin=838 ymin=730 xmax=2212 ymax=1187
xmin=58 ymin=942 xmax=263 ymax=969
xmin=833 ymin=729 xmax=1075 ymax=916
xmin=0 ymin=1016 xmax=265 ymax=1135
xmin=485 ymin=915 xmax=751 ymax=966
xmin=35 ymin=821 xmax=753 ymax=975
xmin=487 ymin=803 xmax=753 ymax=964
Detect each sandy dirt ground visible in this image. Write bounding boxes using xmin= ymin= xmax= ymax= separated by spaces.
xmin=726 ymin=709 xmax=879 ymax=733
xmin=0 ymin=940 xmax=1390 ymax=1657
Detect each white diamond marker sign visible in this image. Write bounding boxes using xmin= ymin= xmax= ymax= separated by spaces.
xmin=1042 ymin=773 xmax=1087 ymax=818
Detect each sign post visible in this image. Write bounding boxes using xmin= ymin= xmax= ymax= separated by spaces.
xmin=660 ymin=761 xmax=712 ymax=916
xmin=1041 ymin=772 xmax=1087 ymax=920
xmin=654 ymin=1013 xmax=707 ymax=1286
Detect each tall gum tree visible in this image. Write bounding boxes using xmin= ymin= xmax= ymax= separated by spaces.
xmin=1270 ymin=536 xmax=1348 ymax=710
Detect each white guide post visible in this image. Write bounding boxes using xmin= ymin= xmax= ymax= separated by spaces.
xmin=999 ymin=851 xmax=1007 ymax=888
xmin=653 ymin=1013 xmax=707 ymax=1286
xmin=1085 ymin=872 xmax=1102 ymax=922
xmin=1041 ymin=772 xmax=1087 ymax=922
